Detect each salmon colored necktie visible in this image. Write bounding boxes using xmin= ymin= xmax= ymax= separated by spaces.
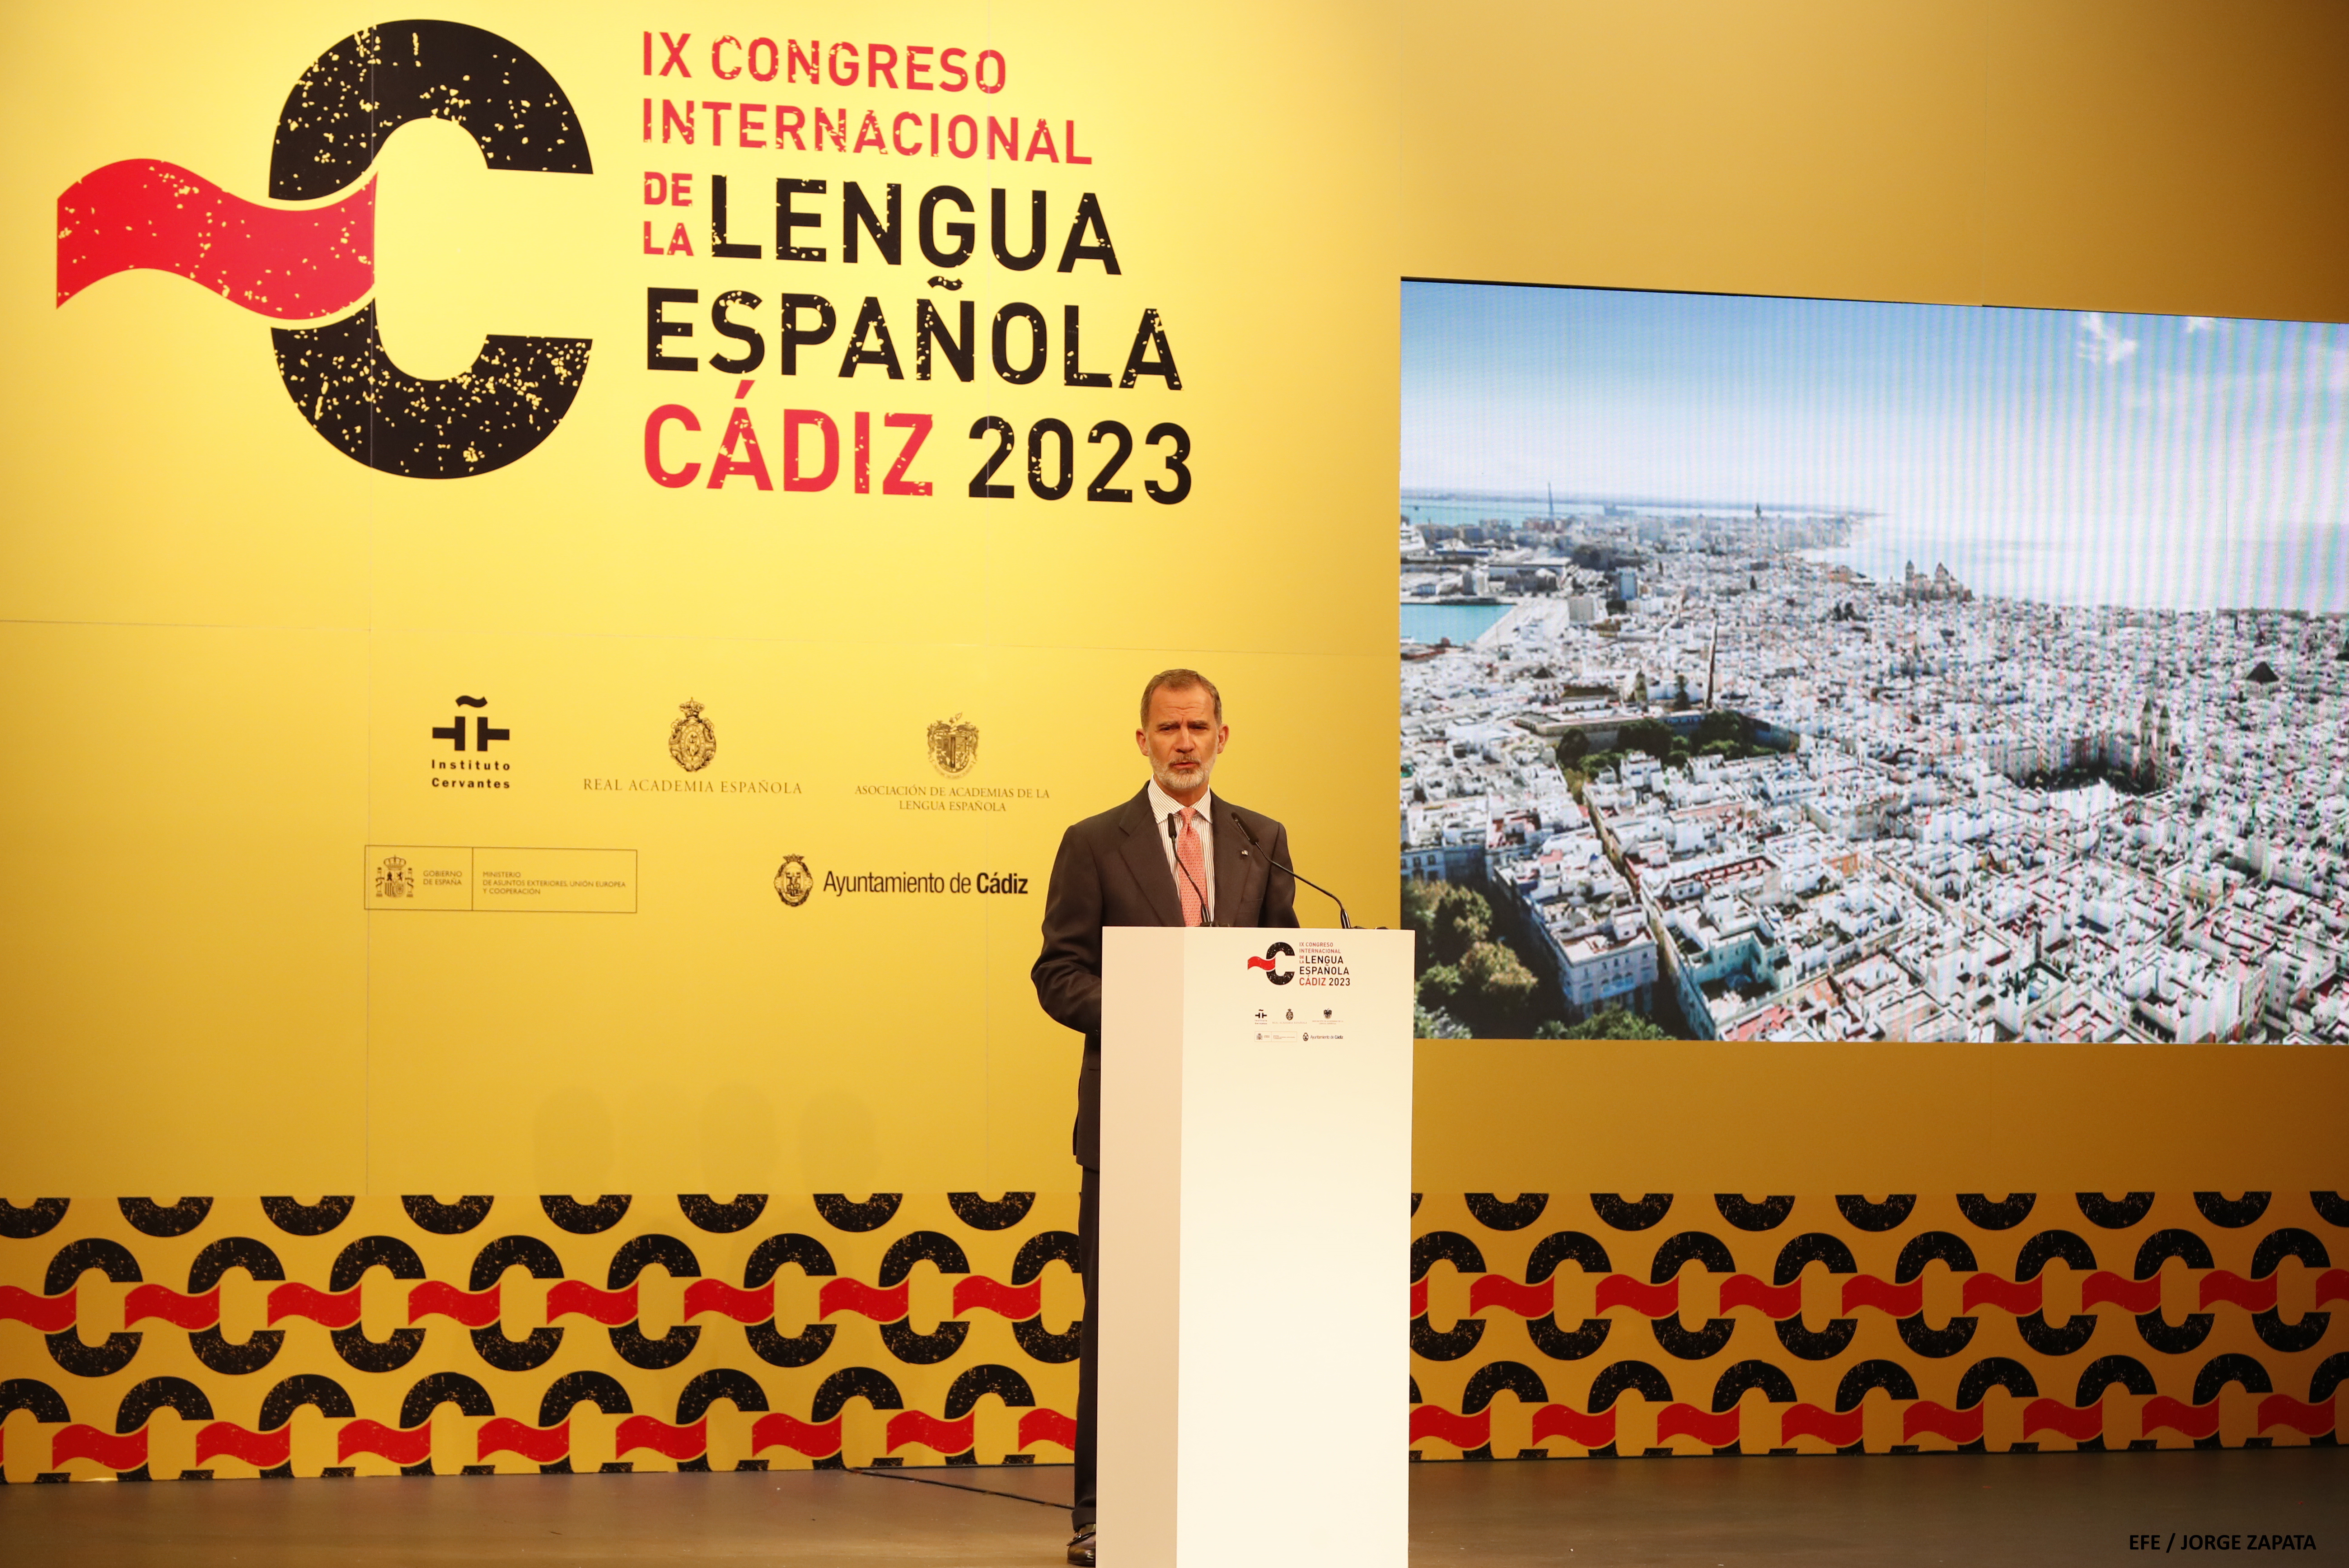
xmin=1176 ymin=807 xmax=1208 ymax=925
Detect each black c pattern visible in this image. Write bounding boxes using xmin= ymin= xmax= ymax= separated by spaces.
xmin=607 ymin=1235 xmax=702 ymax=1370
xmin=2129 ymin=1228 xmax=2215 ymax=1355
xmin=329 ymin=1236 xmax=428 ymax=1374
xmin=1464 ymin=1194 xmax=1549 ymax=1231
xmin=400 ymin=1372 xmax=495 ymax=1428
xmin=2076 ymin=1192 xmax=2155 ymax=1229
xmin=400 ymin=1196 xmax=493 ymax=1235
xmin=1833 ymin=1195 xmax=1916 ymax=1232
xmin=1954 ymin=1194 xmax=2035 ymax=1231
xmin=46 ymin=1238 xmax=144 ymax=1378
xmin=0 ymin=1199 xmax=70 ymax=1240
xmin=1411 ymin=1231 xmax=1488 ymax=1363
xmin=1709 ymin=1360 xmax=1797 ymax=1411
xmin=678 ymin=1195 xmax=769 ymax=1233
xmin=469 ymin=1236 xmax=566 ymax=1373
xmin=2190 ymin=1192 xmax=2270 ymax=1229
xmin=677 ymin=1368 xmax=769 ymax=1423
xmin=948 ymin=1193 xmax=1037 ymax=1230
xmin=813 ymin=1194 xmax=903 ymax=1232
xmin=1953 ymin=1357 xmax=2037 ymax=1409
xmin=1586 ymin=1361 xmax=1671 ymax=1412
xmin=1770 ymin=1232 xmax=1858 ymax=1363
xmin=945 ymin=1364 xmax=1036 ymax=1418
xmin=1833 ymin=1359 xmax=1919 ymax=1412
xmin=1589 ymin=1194 xmax=1672 ymax=1232
xmin=118 ymin=1198 xmax=212 ymax=1237
xmin=1714 ymin=1195 xmax=1794 ymax=1232
xmin=542 ymin=1195 xmax=632 ymax=1234
xmin=1523 ymin=1231 xmax=1613 ymax=1362
xmin=1460 ymin=1360 xmax=1548 ymax=1414
xmin=117 ymin=1376 xmax=213 ymax=1432
xmin=1007 ymin=1232 xmax=1083 ymax=1364
xmin=2190 ymin=1353 xmax=2270 ymax=1406
xmin=742 ymin=1232 xmax=840 ymax=1369
xmin=259 ymin=1197 xmax=354 ymax=1237
xmin=1889 ymin=1229 xmax=1980 ymax=1361
xmin=539 ymin=1370 xmax=633 ymax=1426
xmin=188 ymin=1237 xmax=287 ymax=1376
xmin=2075 ymin=1354 xmax=2156 ymax=1404
xmin=267 ymin=22 xmax=593 ymax=478
xmin=1647 ymin=1231 xmax=1736 ymax=1361
xmin=2311 ymin=1192 xmax=2349 ymax=1227
xmin=875 ymin=1230 xmax=973 ymax=1365
xmin=257 ymin=1374 xmax=355 ymax=1430
xmin=2011 ymin=1228 xmax=2101 ymax=1357
xmin=0 ymin=1378 xmax=73 ymax=1424
xmin=2248 ymin=1227 xmax=2333 ymax=1353
xmin=811 ymin=1366 xmax=903 ymax=1423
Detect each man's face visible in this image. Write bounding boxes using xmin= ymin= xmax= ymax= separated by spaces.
xmin=1136 ymin=684 xmax=1227 ymax=805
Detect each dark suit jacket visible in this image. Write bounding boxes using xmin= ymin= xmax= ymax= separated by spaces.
xmin=1032 ymin=784 xmax=1300 ymax=1168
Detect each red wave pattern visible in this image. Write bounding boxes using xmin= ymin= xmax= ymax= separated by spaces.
xmin=1718 ymin=1274 xmax=1804 ymax=1318
xmin=338 ymin=1419 xmax=432 ymax=1465
xmin=1841 ymin=1275 xmax=1924 ymax=1316
xmin=2256 ymin=1395 xmax=2336 ymax=1437
xmin=2140 ymin=1396 xmax=2222 ymax=1441
xmin=124 ymin=1283 xmax=221 ymax=1330
xmin=1594 ymin=1275 xmax=1677 ymax=1317
xmin=477 ymin=1417 xmax=570 ymax=1464
xmin=1528 ymin=1403 xmax=1616 ymax=1449
xmin=1961 ymin=1274 xmax=2043 ymax=1315
xmin=1655 ymin=1402 xmax=1741 ymax=1446
xmin=407 ymin=1282 xmax=501 ymax=1328
xmin=195 ymin=1422 xmax=291 ymax=1468
xmin=751 ymin=1411 xmax=845 ymax=1457
xmin=2317 ymin=1269 xmax=2349 ymax=1307
xmin=0 ymin=1285 xmax=77 ymax=1333
xmin=1467 ymin=1274 xmax=1554 ymax=1318
xmin=546 ymin=1280 xmax=639 ymax=1325
xmin=1902 ymin=1401 xmax=1985 ymax=1444
xmin=887 ymin=1410 xmax=975 ymax=1454
xmin=52 ymin=1424 xmax=147 ymax=1470
xmin=1780 ymin=1403 xmax=1863 ymax=1448
xmin=683 ymin=1279 xmax=776 ymax=1323
xmin=2022 ymin=1397 xmax=2106 ymax=1442
xmin=2198 ymin=1271 xmax=2278 ymax=1312
xmin=1409 ymin=1404 xmax=1490 ymax=1448
xmin=267 ymin=1282 xmax=363 ymax=1328
xmin=2080 ymin=1272 xmax=2163 ymax=1314
xmin=1409 ymin=1278 xmax=1428 ymax=1316
xmin=819 ymin=1278 xmax=911 ymax=1322
xmin=1018 ymin=1409 xmax=1078 ymax=1451
xmin=953 ymin=1276 xmax=1043 ymax=1320
xmin=615 ymin=1415 xmax=707 ymax=1461
xmin=55 ymin=159 xmax=374 ymax=320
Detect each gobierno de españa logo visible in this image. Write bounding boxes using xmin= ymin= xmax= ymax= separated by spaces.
xmin=55 ymin=20 xmax=592 ymax=479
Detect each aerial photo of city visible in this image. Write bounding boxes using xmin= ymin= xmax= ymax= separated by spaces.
xmin=1399 ymin=285 xmax=2349 ymax=1044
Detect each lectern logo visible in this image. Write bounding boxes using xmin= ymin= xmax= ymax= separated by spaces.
xmin=669 ymin=700 xmax=717 ymax=772
xmin=926 ymin=714 xmax=979 ymax=777
xmin=374 ymin=855 xmax=414 ymax=897
xmin=1248 ymin=941 xmax=1296 ymax=985
xmin=774 ymin=854 xmax=813 ymax=907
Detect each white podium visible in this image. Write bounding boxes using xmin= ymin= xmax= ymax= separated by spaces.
xmin=1100 ymin=926 xmax=1415 ymax=1568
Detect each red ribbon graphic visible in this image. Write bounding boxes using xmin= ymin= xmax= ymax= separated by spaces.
xmin=1528 ymin=1403 xmax=1616 ymax=1449
xmin=1718 ymin=1274 xmax=1804 ymax=1319
xmin=2255 ymin=1395 xmax=2336 ymax=1437
xmin=819 ymin=1279 xmax=911 ymax=1322
xmin=1655 ymin=1403 xmax=1741 ymax=1447
xmin=52 ymin=1424 xmax=148 ymax=1471
xmin=2021 ymin=1397 xmax=2106 ymax=1442
xmin=750 ymin=1411 xmax=845 ymax=1458
xmin=56 ymin=159 xmax=374 ymax=320
xmin=477 ymin=1417 xmax=571 ymax=1464
xmin=546 ymin=1281 xmax=640 ymax=1325
xmin=1594 ymin=1274 xmax=1677 ymax=1317
xmin=1466 ymin=1275 xmax=1555 ymax=1319
xmin=194 ymin=1421 xmax=292 ymax=1468
xmin=2139 ymin=1396 xmax=2222 ymax=1441
xmin=682 ymin=1279 xmax=776 ymax=1323
xmin=124 ymin=1284 xmax=221 ymax=1330
xmin=614 ymin=1415 xmax=708 ymax=1461
xmin=267 ymin=1283 xmax=363 ymax=1328
xmin=1779 ymin=1403 xmax=1863 ymax=1448
xmin=407 ymin=1282 xmax=501 ymax=1328
xmin=1960 ymin=1274 xmax=2043 ymax=1315
xmin=1408 ymin=1404 xmax=1490 ymax=1448
xmin=1901 ymin=1401 xmax=1985 ymax=1444
xmin=953 ymin=1276 xmax=1043 ymax=1320
xmin=1017 ymin=1409 xmax=1078 ymax=1451
xmin=2080 ymin=1272 xmax=2162 ymax=1314
xmin=338 ymin=1419 xmax=433 ymax=1465
xmin=886 ymin=1410 xmax=975 ymax=1454
xmin=0 ymin=1285 xmax=77 ymax=1333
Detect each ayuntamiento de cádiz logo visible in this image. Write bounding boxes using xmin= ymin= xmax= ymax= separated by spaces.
xmin=55 ymin=20 xmax=592 ymax=478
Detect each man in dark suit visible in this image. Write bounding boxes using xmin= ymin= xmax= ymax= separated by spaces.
xmin=1032 ymin=668 xmax=1299 ymax=1567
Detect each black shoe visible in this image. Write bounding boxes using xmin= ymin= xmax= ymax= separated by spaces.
xmin=1067 ymin=1525 xmax=1096 ymax=1566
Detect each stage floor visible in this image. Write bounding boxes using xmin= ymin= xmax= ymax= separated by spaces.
xmin=3 ymin=1450 xmax=2340 ymax=1566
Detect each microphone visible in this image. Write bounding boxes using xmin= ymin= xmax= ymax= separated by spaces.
xmin=1227 ymin=811 xmax=1352 ymax=929
xmin=1166 ymin=811 xmax=1214 ymax=925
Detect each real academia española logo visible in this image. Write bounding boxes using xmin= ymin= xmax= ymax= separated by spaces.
xmin=55 ymin=19 xmax=592 ymax=479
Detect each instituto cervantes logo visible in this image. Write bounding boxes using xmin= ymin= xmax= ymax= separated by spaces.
xmin=926 ymin=714 xmax=980 ymax=777
xmin=774 ymin=855 xmax=813 ymax=907
xmin=374 ymin=855 xmax=413 ymax=898
xmin=669 ymin=700 xmax=717 ymax=772
xmin=55 ymin=21 xmax=591 ymax=478
xmin=1247 ymin=940 xmax=1297 ymax=985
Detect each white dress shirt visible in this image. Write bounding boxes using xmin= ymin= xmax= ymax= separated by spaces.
xmin=1145 ymin=779 xmax=1216 ymax=922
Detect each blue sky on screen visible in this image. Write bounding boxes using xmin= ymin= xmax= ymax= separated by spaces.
xmin=1400 ymin=283 xmax=2348 ymax=610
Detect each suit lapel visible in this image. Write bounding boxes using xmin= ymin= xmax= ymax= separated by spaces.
xmin=1117 ymin=786 xmax=1186 ymax=926
xmin=1212 ymin=799 xmax=1255 ymax=924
